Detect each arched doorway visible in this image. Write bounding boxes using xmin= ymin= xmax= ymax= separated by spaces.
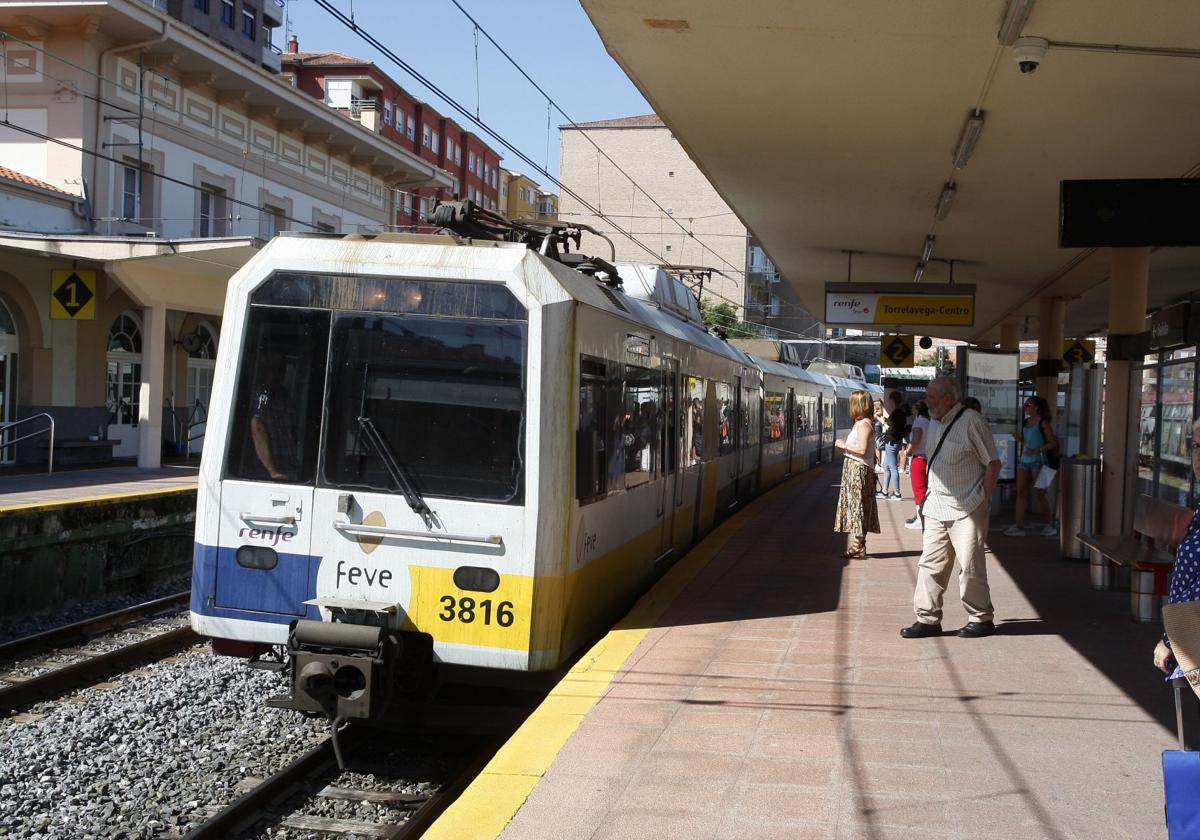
xmin=106 ymin=311 xmax=143 ymax=458
xmin=0 ymin=300 xmax=18 ymax=463
xmin=184 ymin=321 xmax=217 ymax=454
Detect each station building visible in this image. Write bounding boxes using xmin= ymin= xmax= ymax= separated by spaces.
xmin=0 ymin=0 xmax=451 ymax=468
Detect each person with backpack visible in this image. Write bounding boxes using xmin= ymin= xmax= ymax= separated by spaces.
xmin=1004 ymin=395 xmax=1058 ymax=537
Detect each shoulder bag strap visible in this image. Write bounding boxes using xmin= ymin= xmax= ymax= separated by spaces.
xmin=926 ymin=408 xmax=966 ymax=472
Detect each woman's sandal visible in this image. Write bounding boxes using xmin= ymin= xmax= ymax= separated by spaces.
xmin=840 ymin=542 xmax=867 ymax=559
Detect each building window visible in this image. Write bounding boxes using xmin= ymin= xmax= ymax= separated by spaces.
xmin=199 ymin=186 xmax=226 ymax=237
xmin=220 ymin=0 xmax=234 ymax=27
xmin=324 ymin=78 xmax=352 ymax=109
xmin=122 ymin=166 xmax=139 ymax=219
xmin=107 ymin=312 xmax=143 ymax=429
xmin=431 ymin=130 xmax=439 ymax=154
xmin=402 ymin=192 xmax=412 ymax=215
xmin=242 ymin=4 xmax=256 ymax=37
xmin=406 ymin=116 xmax=415 ymax=141
xmin=260 ymin=204 xmax=285 ymax=239
xmin=454 ymin=145 xmax=461 ymax=166
xmin=383 ymin=101 xmax=392 ymax=125
xmin=315 ymin=221 xmax=335 ymax=233
xmin=468 ymin=151 xmax=475 ymax=171
xmin=194 ymin=0 xmax=209 ymax=11
xmin=422 ymin=125 xmax=431 ymax=148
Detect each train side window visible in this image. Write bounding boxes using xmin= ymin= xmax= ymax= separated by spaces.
xmin=764 ymin=391 xmax=786 ymax=442
xmin=715 ymin=381 xmax=735 ymax=455
xmin=623 ymin=366 xmax=660 ymax=488
xmin=225 ymin=306 xmax=331 ymax=484
xmin=577 ymin=358 xmax=608 ymax=501
xmin=684 ymin=375 xmax=705 ymax=466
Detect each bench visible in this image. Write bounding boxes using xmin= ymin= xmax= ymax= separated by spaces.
xmin=37 ymin=438 xmax=119 ymax=467
xmin=1078 ymin=494 xmax=1193 ymax=623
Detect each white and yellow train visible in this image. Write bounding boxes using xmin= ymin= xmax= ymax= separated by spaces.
xmin=189 ymin=219 xmax=880 ymax=721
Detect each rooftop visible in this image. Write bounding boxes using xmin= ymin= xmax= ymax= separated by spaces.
xmin=0 ymin=166 xmax=74 ymax=198
xmin=563 ymin=114 xmax=665 ymax=130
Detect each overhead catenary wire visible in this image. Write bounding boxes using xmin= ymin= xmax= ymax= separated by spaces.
xmin=443 ymin=0 xmax=747 ymax=282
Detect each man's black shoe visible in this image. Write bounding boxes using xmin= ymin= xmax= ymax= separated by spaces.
xmin=904 ymin=515 xmax=918 ymax=525
xmin=900 ymin=621 xmax=942 ymax=639
xmin=957 ymin=621 xmax=996 ymax=638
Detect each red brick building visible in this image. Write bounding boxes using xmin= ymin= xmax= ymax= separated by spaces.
xmin=281 ymin=38 xmax=502 ymax=230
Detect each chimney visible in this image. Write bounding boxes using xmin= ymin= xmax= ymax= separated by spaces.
xmin=287 ymin=35 xmax=299 ymax=54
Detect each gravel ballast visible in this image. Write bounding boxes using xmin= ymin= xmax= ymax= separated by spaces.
xmin=0 ymin=643 xmax=326 ymax=839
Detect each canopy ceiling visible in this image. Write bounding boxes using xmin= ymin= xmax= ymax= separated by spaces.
xmin=580 ymin=0 xmax=1200 ymax=342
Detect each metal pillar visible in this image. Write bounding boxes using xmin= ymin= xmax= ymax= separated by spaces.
xmin=137 ymin=302 xmax=166 ymax=469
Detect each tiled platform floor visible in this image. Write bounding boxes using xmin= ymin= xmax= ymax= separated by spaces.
xmin=499 ymin=466 xmax=1173 ymax=840
xmin=0 ymin=465 xmax=198 ymax=510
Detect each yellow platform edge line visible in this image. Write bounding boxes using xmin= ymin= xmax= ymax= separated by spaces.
xmin=0 ymin=484 xmax=198 ymax=516
xmin=422 ymin=469 xmax=817 ymax=840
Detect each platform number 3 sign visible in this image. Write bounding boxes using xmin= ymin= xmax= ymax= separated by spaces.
xmin=50 ymin=270 xmax=97 ymax=320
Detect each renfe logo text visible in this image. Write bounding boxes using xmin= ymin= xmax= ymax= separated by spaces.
xmin=239 ymin=526 xmax=295 ymax=546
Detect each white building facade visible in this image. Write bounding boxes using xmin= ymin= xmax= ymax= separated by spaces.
xmin=0 ymin=0 xmax=451 ymax=467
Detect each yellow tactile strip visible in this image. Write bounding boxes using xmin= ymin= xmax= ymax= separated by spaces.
xmin=422 ymin=471 xmax=815 ymax=840
xmin=0 ymin=485 xmax=197 ymax=517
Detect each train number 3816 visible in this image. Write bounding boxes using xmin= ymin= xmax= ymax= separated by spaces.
xmin=438 ymin=596 xmax=515 ymax=627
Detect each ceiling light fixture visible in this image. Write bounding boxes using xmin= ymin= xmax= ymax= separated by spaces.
xmin=952 ymin=111 xmax=986 ymax=169
xmin=921 ymin=235 xmax=936 ymax=263
xmin=935 ymin=182 xmax=957 ymax=220
xmin=913 ymin=262 xmax=926 ymax=283
xmin=997 ymin=0 xmax=1036 ymax=46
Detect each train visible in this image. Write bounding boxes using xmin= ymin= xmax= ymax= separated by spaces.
xmin=188 ymin=202 xmax=882 ymax=724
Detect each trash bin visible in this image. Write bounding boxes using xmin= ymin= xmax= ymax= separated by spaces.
xmin=1058 ymin=455 xmax=1101 ymax=567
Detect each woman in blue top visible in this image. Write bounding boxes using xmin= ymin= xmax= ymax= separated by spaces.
xmin=1005 ymin=396 xmax=1057 ymax=537
xmin=1154 ymin=419 xmax=1200 ymax=676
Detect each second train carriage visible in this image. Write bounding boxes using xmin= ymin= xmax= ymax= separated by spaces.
xmin=189 ymin=223 xmax=876 ymax=723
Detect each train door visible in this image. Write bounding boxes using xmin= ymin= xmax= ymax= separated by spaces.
xmin=786 ymin=388 xmax=796 ymax=475
xmin=657 ymin=359 xmax=679 ymax=560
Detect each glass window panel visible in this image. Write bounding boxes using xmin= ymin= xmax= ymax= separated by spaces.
xmin=685 ymin=376 xmax=705 ymax=466
xmin=1158 ymin=361 xmax=1195 ymax=505
xmin=576 ymin=358 xmax=607 ymax=500
xmin=715 ymin=381 xmax=735 ymax=455
xmin=764 ymin=392 xmax=786 ymax=442
xmin=1137 ymin=364 xmax=1159 ymax=497
xmin=622 ymin=366 xmax=659 ymax=488
xmin=320 ymin=313 xmax=526 ymax=503
xmin=225 ymin=307 xmax=331 ymax=483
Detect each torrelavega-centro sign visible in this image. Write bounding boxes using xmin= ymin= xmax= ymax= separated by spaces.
xmin=824 ymin=283 xmax=976 ymax=328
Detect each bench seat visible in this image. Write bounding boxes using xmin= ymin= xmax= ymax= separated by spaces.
xmin=1077 ymin=493 xmax=1192 ymax=623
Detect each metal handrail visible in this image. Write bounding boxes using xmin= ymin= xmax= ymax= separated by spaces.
xmin=0 ymin=413 xmax=55 ymax=474
xmin=184 ymin=399 xmax=207 ymax=459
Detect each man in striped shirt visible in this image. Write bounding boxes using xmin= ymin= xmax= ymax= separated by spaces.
xmin=901 ymin=377 xmax=1002 ymax=639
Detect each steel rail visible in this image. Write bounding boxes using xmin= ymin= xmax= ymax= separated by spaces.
xmin=0 ymin=625 xmax=198 ymax=715
xmin=0 ymin=591 xmax=191 ymax=663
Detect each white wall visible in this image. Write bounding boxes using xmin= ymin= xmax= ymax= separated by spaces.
xmin=0 ymin=109 xmax=48 ymax=181
xmin=0 ymin=187 xmax=79 ymax=233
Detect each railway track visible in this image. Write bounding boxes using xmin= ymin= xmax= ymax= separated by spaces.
xmin=182 ymin=724 xmax=494 ymax=840
xmin=0 ymin=591 xmax=198 ymax=715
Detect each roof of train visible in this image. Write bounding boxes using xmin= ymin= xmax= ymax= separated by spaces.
xmin=248 ymin=233 xmax=756 ymax=370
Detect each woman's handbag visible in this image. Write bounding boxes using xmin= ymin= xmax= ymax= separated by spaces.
xmin=1040 ymin=419 xmax=1061 ymax=470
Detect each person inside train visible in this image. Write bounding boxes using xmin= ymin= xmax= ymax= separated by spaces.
xmin=1005 ymin=395 xmax=1058 ymax=537
xmin=689 ymin=397 xmax=704 ymax=464
xmin=834 ymin=389 xmax=881 ymax=559
xmin=249 ymin=378 xmax=297 ymax=482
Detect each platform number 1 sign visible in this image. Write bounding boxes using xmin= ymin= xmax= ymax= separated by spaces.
xmin=50 ymin=270 xmax=97 ymax=320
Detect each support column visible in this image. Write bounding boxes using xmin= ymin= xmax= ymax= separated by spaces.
xmin=1036 ymin=297 xmax=1066 ymax=422
xmin=137 ymin=302 xmax=166 ymax=469
xmin=999 ymin=319 xmax=1020 ymax=352
xmin=1101 ymin=247 xmax=1150 ymax=535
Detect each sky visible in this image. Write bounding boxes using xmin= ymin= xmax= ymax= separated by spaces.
xmin=281 ymin=0 xmax=652 ymax=190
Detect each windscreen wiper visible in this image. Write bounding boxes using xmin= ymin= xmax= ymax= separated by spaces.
xmin=357 ymin=416 xmax=435 ymax=528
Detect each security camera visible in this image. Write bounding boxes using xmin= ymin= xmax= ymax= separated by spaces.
xmin=1013 ymin=36 xmax=1048 ymax=74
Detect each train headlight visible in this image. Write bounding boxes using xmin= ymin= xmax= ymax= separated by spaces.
xmin=236 ymin=545 xmax=278 ymax=570
xmin=453 ymin=566 xmax=500 ymax=593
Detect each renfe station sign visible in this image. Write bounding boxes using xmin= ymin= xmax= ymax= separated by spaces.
xmin=824 ymin=282 xmax=976 ymax=327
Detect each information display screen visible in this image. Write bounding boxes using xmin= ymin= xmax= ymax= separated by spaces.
xmin=960 ymin=349 xmax=1019 ymax=480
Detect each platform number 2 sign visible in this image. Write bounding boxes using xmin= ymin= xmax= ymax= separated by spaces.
xmin=50 ymin=270 xmax=97 ymax=320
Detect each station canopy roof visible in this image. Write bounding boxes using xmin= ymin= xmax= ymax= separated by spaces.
xmin=580 ymin=0 xmax=1200 ymax=343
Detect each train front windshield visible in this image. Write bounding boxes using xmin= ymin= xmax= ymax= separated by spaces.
xmin=224 ymin=272 xmax=528 ymax=504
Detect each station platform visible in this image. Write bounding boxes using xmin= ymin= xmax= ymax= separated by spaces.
xmin=0 ymin=465 xmax=198 ymax=513
xmin=428 ymin=465 xmax=1173 ymax=840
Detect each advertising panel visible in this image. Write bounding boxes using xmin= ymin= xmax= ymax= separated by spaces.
xmin=958 ymin=348 xmax=1019 ymax=481
xmin=824 ymin=283 xmax=975 ymax=327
